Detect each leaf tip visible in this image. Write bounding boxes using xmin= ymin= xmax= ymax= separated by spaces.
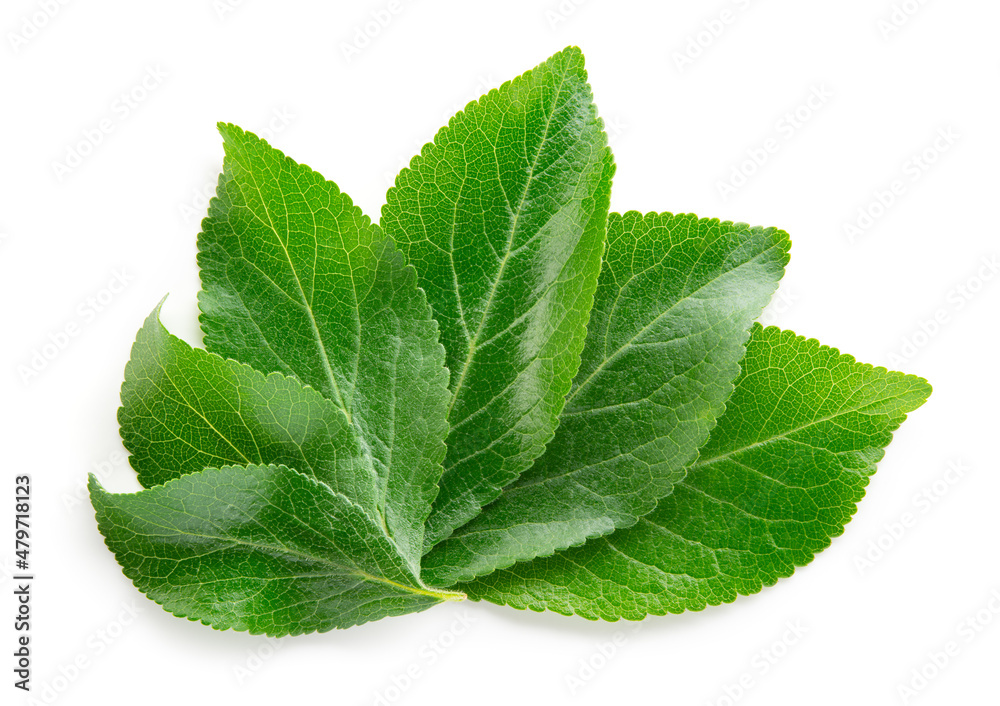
xmin=87 ymin=473 xmax=106 ymax=500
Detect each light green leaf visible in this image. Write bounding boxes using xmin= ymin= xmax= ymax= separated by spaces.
xmin=197 ymin=125 xmax=450 ymax=568
xmin=119 ymin=304 xmax=377 ymax=516
xmin=460 ymin=326 xmax=932 ymax=619
xmin=381 ymin=46 xmax=615 ymax=548
xmin=422 ymin=213 xmax=790 ymax=585
xmin=90 ymin=465 xmax=463 ymax=636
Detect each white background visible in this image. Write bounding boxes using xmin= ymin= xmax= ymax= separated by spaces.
xmin=1 ymin=1 xmax=998 ymax=704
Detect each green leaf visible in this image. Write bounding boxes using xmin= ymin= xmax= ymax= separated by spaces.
xmin=119 ymin=304 xmax=377 ymax=517
xmin=90 ymin=465 xmax=463 ymax=636
xmin=94 ymin=48 xmax=931 ymax=635
xmin=197 ymin=125 xmax=450 ymax=568
xmin=460 ymin=326 xmax=932 ymax=619
xmin=381 ymin=46 xmax=615 ymax=548
xmin=422 ymin=213 xmax=791 ymax=586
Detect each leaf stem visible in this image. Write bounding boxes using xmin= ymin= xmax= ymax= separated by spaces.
xmin=358 ymin=571 xmax=466 ymax=602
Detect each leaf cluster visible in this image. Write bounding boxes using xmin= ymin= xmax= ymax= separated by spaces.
xmin=91 ymin=48 xmax=930 ymax=635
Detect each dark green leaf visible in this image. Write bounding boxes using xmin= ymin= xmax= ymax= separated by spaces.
xmin=461 ymin=326 xmax=931 ymax=619
xmin=197 ymin=125 xmax=450 ymax=567
xmin=381 ymin=46 xmax=615 ymax=548
xmin=423 ymin=213 xmax=790 ymax=585
xmin=119 ymin=304 xmax=377 ymax=516
xmin=91 ymin=464 xmax=463 ymax=636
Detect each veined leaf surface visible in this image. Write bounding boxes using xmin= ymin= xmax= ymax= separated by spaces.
xmin=91 ymin=465 xmax=462 ymax=636
xmin=197 ymin=125 xmax=450 ymax=568
xmin=460 ymin=326 xmax=931 ymax=619
xmin=382 ymin=47 xmax=615 ymax=548
xmin=119 ymin=305 xmax=376 ymax=516
xmin=423 ymin=213 xmax=790 ymax=585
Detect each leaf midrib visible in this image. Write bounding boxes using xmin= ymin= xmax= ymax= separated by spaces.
xmin=236 ymin=156 xmax=353 ymax=424
xmin=565 ymin=238 xmax=780 ymax=408
xmin=691 ymin=392 xmax=911 ymax=470
xmin=446 ymin=68 xmax=572 ymax=418
xmin=115 ymin=494 xmax=461 ymax=602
